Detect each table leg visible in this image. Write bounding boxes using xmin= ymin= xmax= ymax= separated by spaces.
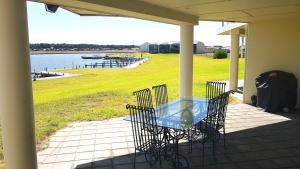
xmin=160 ymin=129 xmax=190 ymax=169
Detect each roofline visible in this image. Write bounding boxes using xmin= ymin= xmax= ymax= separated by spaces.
xmin=30 ymin=0 xmax=199 ymax=25
xmin=217 ymin=23 xmax=247 ymax=35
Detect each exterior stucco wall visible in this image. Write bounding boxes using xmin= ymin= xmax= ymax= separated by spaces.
xmin=244 ymin=17 xmax=300 ymax=108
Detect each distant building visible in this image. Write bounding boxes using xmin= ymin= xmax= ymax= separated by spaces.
xmin=204 ymin=45 xmax=225 ymax=53
xmin=140 ymin=42 xmax=150 ymax=52
xmin=140 ymin=42 xmax=159 ymax=54
xmin=170 ymin=43 xmax=179 ymax=53
xmin=158 ymin=42 xmax=170 ymax=53
xmin=140 ymin=41 xmax=206 ymax=54
xmin=149 ymin=44 xmax=159 ymax=54
xmin=194 ymin=41 xmax=205 ymax=54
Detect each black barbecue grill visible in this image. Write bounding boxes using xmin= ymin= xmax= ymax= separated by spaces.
xmin=255 ymin=70 xmax=297 ymax=112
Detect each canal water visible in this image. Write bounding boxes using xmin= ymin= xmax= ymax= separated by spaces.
xmin=31 ymin=53 xmax=108 ymax=71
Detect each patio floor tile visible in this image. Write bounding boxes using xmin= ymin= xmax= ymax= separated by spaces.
xmin=94 ymin=143 xmax=111 ymax=151
xmin=75 ymin=151 xmax=94 ymax=160
xmin=94 ymin=150 xmax=112 ymax=158
xmin=56 ymin=153 xmax=76 ymax=162
xmin=77 ymin=145 xmax=94 ymax=153
xmin=59 ymin=146 xmax=77 ymax=154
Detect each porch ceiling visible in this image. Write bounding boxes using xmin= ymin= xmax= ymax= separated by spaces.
xmin=30 ymin=0 xmax=300 ymax=24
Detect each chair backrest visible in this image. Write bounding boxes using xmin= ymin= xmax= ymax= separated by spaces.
xmin=216 ymin=90 xmax=232 ymax=128
xmin=206 ymin=81 xmax=227 ymax=100
xmin=133 ymin=88 xmax=153 ymax=108
xmin=126 ymin=104 xmax=160 ymax=154
xmin=204 ymin=96 xmax=220 ymax=138
xmin=152 ymin=84 xmax=168 ymax=107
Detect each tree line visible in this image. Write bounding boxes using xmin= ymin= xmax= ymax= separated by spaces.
xmin=30 ymin=43 xmax=137 ymax=51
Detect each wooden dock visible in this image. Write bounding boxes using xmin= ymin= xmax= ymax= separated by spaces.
xmin=84 ymin=57 xmax=144 ymax=68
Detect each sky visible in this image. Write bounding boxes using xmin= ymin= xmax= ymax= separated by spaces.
xmin=27 ymin=1 xmax=230 ymax=46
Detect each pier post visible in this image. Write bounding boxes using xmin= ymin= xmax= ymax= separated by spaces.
xmin=0 ymin=1 xmax=37 ymax=169
xmin=180 ymin=23 xmax=194 ymax=99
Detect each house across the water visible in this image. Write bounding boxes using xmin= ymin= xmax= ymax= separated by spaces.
xmin=140 ymin=41 xmax=206 ymax=54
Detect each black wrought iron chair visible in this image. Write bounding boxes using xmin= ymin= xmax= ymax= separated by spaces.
xmin=133 ymin=88 xmax=166 ymax=137
xmin=216 ymin=90 xmax=233 ymax=147
xmin=187 ymin=81 xmax=226 ymax=153
xmin=133 ymin=88 xmax=153 ymax=108
xmin=192 ymin=96 xmax=220 ymax=168
xmin=126 ymin=105 xmax=163 ymax=169
xmin=152 ymin=84 xmax=168 ymax=107
xmin=152 ymin=84 xmax=176 ymax=152
xmin=206 ymin=81 xmax=227 ymax=100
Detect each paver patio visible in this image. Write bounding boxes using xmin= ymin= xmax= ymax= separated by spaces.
xmin=38 ymin=104 xmax=300 ymax=169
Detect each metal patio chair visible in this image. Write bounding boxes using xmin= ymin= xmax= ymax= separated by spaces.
xmin=152 ymin=84 xmax=168 ymax=107
xmin=133 ymin=88 xmax=165 ymax=136
xmin=126 ymin=105 xmax=164 ymax=169
xmin=206 ymin=81 xmax=227 ymax=100
xmin=187 ymin=81 xmax=226 ymax=153
xmin=152 ymin=84 xmax=175 ymax=149
xmin=133 ymin=88 xmax=153 ymax=108
xmin=216 ymin=90 xmax=233 ymax=147
xmin=192 ymin=96 xmax=220 ymax=168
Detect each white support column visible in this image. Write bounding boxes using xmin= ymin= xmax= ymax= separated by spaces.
xmin=229 ymin=29 xmax=240 ymax=91
xmin=241 ymin=36 xmax=245 ymax=58
xmin=0 ymin=1 xmax=38 ymax=169
xmin=180 ymin=23 xmax=194 ymax=99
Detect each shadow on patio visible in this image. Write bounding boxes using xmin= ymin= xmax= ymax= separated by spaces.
xmin=38 ymin=104 xmax=300 ymax=169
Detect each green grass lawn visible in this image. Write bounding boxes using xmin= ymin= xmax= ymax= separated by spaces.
xmin=0 ymin=54 xmax=245 ymax=162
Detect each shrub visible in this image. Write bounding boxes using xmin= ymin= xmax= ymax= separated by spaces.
xmin=213 ymin=49 xmax=228 ymax=59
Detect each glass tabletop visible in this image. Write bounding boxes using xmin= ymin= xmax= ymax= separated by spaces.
xmin=125 ymin=98 xmax=208 ymax=130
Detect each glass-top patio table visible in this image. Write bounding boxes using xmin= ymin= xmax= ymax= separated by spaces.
xmin=125 ymin=97 xmax=208 ymax=130
xmin=125 ymin=98 xmax=208 ymax=169
xmin=155 ymin=98 xmax=208 ymax=130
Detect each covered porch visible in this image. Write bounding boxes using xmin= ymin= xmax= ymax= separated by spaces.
xmin=1 ymin=1 xmax=300 ymax=169
xmin=37 ymin=104 xmax=300 ymax=169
